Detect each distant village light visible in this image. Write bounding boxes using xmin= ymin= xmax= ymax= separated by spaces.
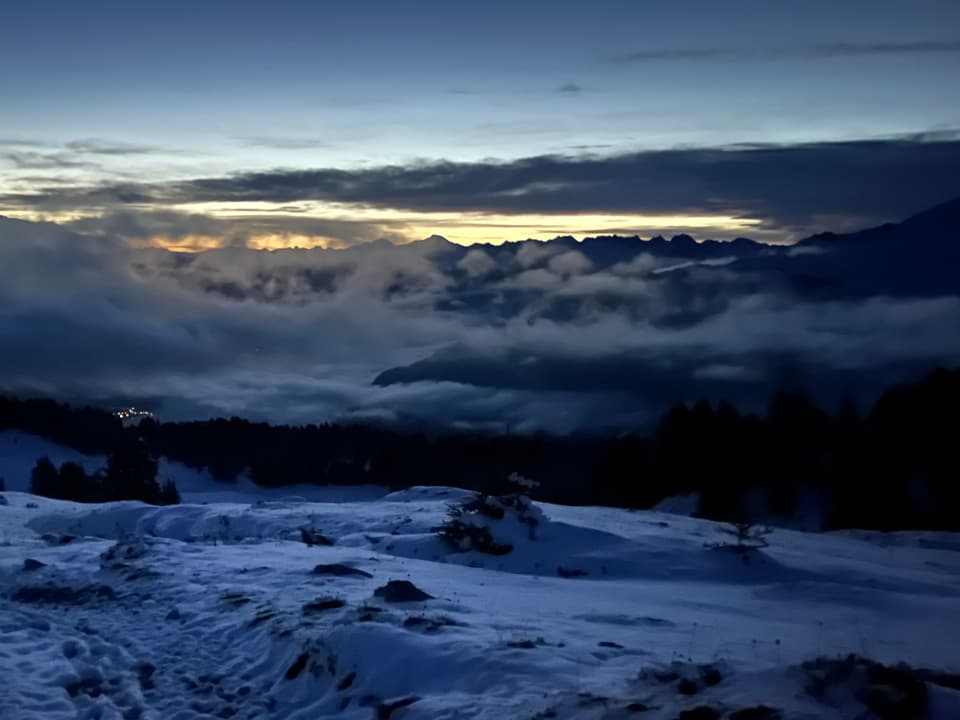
xmin=114 ymin=407 xmax=155 ymax=426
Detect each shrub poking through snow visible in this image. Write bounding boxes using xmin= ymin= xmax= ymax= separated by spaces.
xmin=303 ymin=597 xmax=346 ymax=613
xmin=377 ymin=695 xmax=421 ymax=719
xmin=677 ymin=707 xmax=722 ymax=720
xmin=312 ymin=563 xmax=372 ymax=578
xmin=437 ymin=510 xmax=512 ymax=555
xmin=13 ymin=584 xmax=116 ymax=605
xmin=728 ymin=707 xmax=781 ymax=720
xmin=300 ymin=527 xmax=334 ymax=546
xmin=100 ymin=534 xmax=150 ymax=570
xmin=373 ymin=580 xmax=434 ymax=603
xmin=707 ymin=522 xmax=771 ymax=561
xmin=403 ymin=614 xmax=459 ymax=632
xmin=285 ymin=652 xmax=310 ymax=680
xmin=159 ymin=479 xmax=181 ymax=505
xmin=803 ymin=655 xmax=933 ymax=720
xmin=436 ymin=472 xmax=543 ymax=555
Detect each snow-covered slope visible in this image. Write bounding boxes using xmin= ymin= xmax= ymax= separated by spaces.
xmin=1 ymin=487 xmax=959 ymax=719
xmin=0 ymin=432 xmax=107 ymax=492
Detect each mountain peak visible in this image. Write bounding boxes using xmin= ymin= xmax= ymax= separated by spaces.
xmin=400 ymin=234 xmax=459 ymax=256
xmin=900 ymin=195 xmax=960 ymax=232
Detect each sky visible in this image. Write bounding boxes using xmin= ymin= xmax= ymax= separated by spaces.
xmin=1 ymin=0 xmax=959 ymax=248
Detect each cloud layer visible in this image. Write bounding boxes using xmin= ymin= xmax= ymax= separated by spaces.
xmin=616 ymin=40 xmax=960 ymax=63
xmin=4 ymin=136 xmax=960 ymax=244
xmin=1 ymin=195 xmax=958 ymax=432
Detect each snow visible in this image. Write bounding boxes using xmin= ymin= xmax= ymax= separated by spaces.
xmin=2 ymin=479 xmax=959 ymax=720
xmin=162 ymin=461 xmax=389 ymax=505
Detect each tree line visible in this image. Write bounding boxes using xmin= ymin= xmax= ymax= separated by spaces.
xmin=29 ymin=439 xmax=180 ymax=505
xmin=1 ymin=367 xmax=957 ymax=530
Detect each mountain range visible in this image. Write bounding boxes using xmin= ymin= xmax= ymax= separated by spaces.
xmin=0 ymin=196 xmax=958 ymax=429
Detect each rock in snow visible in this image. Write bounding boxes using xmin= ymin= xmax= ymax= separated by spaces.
xmin=373 ymin=579 xmax=434 ymax=603
xmin=312 ymin=563 xmax=374 ymax=578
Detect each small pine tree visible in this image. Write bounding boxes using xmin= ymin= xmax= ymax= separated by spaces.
xmin=708 ymin=521 xmax=772 ymax=562
xmin=159 ymin=480 xmax=181 ymax=506
xmin=30 ymin=457 xmax=59 ymax=498
xmin=59 ymin=461 xmax=97 ymax=502
xmin=102 ymin=439 xmax=162 ymax=503
xmin=436 ymin=472 xmax=542 ymax=555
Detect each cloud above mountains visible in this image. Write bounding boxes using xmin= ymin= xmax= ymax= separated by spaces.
xmin=0 ymin=137 xmax=175 ymax=174
xmin=164 ymin=137 xmax=954 ymax=228
xmin=1 ymin=195 xmax=959 ymax=431
xmin=4 ymin=135 xmax=959 ymax=246
xmin=65 ymin=210 xmax=402 ymax=251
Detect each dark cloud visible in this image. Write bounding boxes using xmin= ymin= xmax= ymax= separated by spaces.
xmin=169 ymin=136 xmax=959 ymax=231
xmin=0 ymin=139 xmax=170 ymax=174
xmin=617 ymin=40 xmax=960 ymax=63
xmin=63 ymin=139 xmax=160 ymax=156
xmin=0 ymin=138 xmax=53 ymax=149
xmin=67 ymin=210 xmax=227 ymax=241
xmin=1 ymin=138 xmax=162 ymax=163
xmin=2 ymin=151 xmax=97 ymax=170
xmin=0 ymin=183 xmax=161 ymax=211
xmin=5 ymin=136 xmax=959 ymax=235
xmin=372 ymin=344 xmax=949 ymax=415
xmin=146 ymin=135 xmax=960 ymax=231
xmin=558 ymin=82 xmax=583 ymax=94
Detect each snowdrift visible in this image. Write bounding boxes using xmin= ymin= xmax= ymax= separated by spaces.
xmin=2 ymin=483 xmax=959 ymax=719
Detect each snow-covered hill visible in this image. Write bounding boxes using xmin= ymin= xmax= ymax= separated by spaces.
xmin=1 ymin=484 xmax=959 ymax=719
xmin=0 ymin=432 xmax=107 ymax=492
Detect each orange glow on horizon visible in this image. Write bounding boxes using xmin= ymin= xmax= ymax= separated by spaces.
xmin=246 ymin=233 xmax=350 ymax=251
xmin=0 ymin=203 xmax=770 ymax=252
xmin=137 ymin=235 xmax=227 ymax=252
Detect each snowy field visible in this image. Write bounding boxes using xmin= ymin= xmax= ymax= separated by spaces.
xmin=2 ymin=435 xmax=960 ymax=719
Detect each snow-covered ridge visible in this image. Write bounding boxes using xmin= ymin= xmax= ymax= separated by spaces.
xmin=2 ymin=484 xmax=959 ymax=719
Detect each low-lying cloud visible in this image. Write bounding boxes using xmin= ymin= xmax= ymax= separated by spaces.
xmin=1 ymin=198 xmax=958 ymax=431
